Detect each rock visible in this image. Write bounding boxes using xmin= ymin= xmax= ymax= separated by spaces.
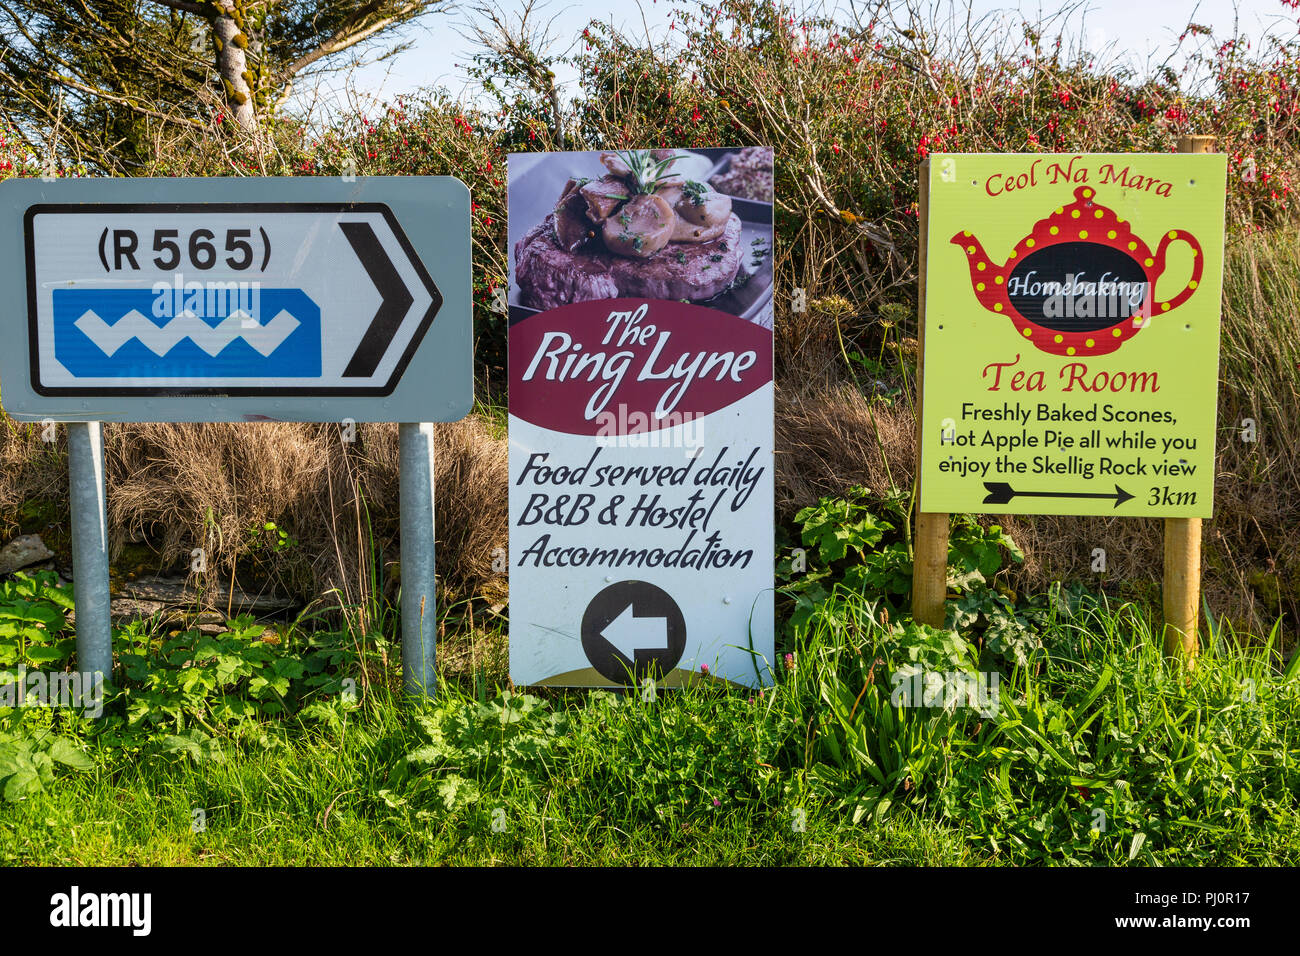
xmin=0 ymin=534 xmax=55 ymax=575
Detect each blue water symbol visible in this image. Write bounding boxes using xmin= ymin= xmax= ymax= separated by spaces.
xmin=52 ymin=287 xmax=322 ymax=378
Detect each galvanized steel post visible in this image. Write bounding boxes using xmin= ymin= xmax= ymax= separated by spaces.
xmin=399 ymin=421 xmax=438 ymax=696
xmin=67 ymin=421 xmax=112 ymax=692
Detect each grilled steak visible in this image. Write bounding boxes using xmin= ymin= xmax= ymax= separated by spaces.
xmin=515 ymin=212 xmax=743 ymax=309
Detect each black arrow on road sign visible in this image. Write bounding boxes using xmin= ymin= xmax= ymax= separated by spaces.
xmin=340 ymin=220 xmax=437 ymax=378
xmin=982 ymin=481 xmax=1134 ymax=508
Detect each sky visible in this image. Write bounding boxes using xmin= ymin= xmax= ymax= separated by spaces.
xmin=299 ymin=0 xmax=1300 ymax=115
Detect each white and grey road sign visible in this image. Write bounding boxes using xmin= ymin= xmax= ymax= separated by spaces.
xmin=0 ymin=177 xmax=471 ymax=423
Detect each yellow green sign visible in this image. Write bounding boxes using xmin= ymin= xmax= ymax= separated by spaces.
xmin=919 ymin=153 xmax=1227 ymax=518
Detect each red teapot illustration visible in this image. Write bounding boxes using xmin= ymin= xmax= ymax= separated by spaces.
xmin=953 ymin=185 xmax=1203 ymax=357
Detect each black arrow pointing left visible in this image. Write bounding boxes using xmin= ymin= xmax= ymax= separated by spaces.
xmin=340 ymin=220 xmax=440 ymax=379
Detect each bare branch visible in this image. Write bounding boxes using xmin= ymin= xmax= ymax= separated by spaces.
xmin=285 ymin=1 xmax=432 ymax=77
xmin=148 ymin=0 xmax=207 ymax=14
xmin=462 ymin=0 xmax=566 ymax=146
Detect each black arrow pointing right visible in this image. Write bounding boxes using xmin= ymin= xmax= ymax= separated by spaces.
xmin=340 ymin=221 xmax=415 ymax=378
xmin=983 ymin=481 xmax=1135 ymax=508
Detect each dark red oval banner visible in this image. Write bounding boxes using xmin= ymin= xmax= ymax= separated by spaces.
xmin=509 ymin=298 xmax=773 ymax=436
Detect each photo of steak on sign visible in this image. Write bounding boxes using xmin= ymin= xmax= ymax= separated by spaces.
xmin=507 ymin=148 xmax=775 ymax=688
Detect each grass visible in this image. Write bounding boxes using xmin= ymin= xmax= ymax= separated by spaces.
xmin=0 ymin=689 xmax=976 ymax=866
xmin=1 ymin=547 xmax=1297 ymax=866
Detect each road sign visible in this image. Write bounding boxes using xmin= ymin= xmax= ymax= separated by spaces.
xmin=0 ymin=176 xmax=472 ymax=702
xmin=0 ymin=177 xmax=471 ymax=423
xmin=506 ymin=148 xmax=776 ymax=688
xmin=919 ymin=153 xmax=1227 ymax=518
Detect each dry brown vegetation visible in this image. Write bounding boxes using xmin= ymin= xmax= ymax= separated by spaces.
xmin=0 ymin=414 xmax=508 ymax=617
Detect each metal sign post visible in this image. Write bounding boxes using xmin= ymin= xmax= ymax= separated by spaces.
xmin=0 ymin=176 xmax=472 ymax=701
xmin=67 ymin=421 xmax=111 ymax=688
xmin=399 ymin=421 xmax=438 ymax=695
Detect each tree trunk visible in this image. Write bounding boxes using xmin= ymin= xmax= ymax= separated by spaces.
xmin=212 ymin=5 xmax=255 ymax=131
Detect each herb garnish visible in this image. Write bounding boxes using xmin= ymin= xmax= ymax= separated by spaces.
xmin=617 ymin=150 xmax=681 ymax=194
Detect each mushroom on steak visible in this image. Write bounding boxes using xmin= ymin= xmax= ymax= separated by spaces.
xmin=672 ymin=218 xmax=729 ymax=243
xmin=599 ymin=152 xmax=634 ymax=178
xmin=654 ymin=181 xmax=684 ymax=206
xmin=669 ymin=180 xmax=732 ymax=242
xmin=553 ymin=189 xmax=594 ymax=252
xmin=601 ymin=194 xmax=675 ymax=259
xmin=675 ymin=180 xmax=732 ymax=227
xmin=580 ymin=175 xmax=632 ymax=222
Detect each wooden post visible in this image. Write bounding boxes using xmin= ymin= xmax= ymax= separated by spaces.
xmin=1163 ymin=516 xmax=1202 ymax=660
xmin=912 ymin=161 xmax=949 ymax=628
xmin=1162 ymin=134 xmax=1214 ymax=662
